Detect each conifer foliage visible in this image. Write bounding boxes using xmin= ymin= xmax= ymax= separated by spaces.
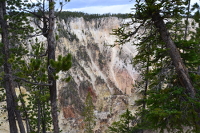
xmin=112 ymin=0 xmax=200 ymax=132
xmin=83 ymin=92 xmax=96 ymax=133
xmin=109 ymin=109 xmax=136 ymax=133
xmin=0 ymin=0 xmax=72 ymax=133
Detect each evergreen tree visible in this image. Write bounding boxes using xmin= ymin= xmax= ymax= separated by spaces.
xmin=112 ymin=0 xmax=200 ymax=132
xmin=83 ymin=92 xmax=96 ymax=133
xmin=108 ymin=109 xmax=137 ymax=133
xmin=0 ymin=1 xmax=20 ymax=132
xmin=24 ymin=1 xmax=71 ymax=132
xmin=16 ymin=41 xmax=53 ymax=133
xmin=0 ymin=0 xmax=72 ymax=132
xmin=0 ymin=0 xmax=34 ymax=132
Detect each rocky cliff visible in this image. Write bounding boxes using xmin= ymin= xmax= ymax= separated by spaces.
xmin=55 ymin=17 xmax=139 ymax=133
xmin=0 ymin=16 xmax=139 ymax=133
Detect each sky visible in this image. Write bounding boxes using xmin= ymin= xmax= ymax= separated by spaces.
xmin=62 ymin=0 xmax=134 ymax=14
xmin=61 ymin=0 xmax=199 ymax=14
xmin=28 ymin=0 xmax=199 ymax=15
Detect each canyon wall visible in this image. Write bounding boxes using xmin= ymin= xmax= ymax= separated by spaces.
xmin=56 ymin=17 xmax=139 ymax=132
xmin=0 ymin=17 xmax=140 ymax=133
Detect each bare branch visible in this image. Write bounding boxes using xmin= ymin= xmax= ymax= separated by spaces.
xmin=189 ymin=71 xmax=200 ymax=75
xmin=15 ymin=77 xmax=52 ymax=86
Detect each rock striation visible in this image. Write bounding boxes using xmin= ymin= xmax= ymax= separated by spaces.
xmin=0 ymin=16 xmax=140 ymax=133
xmin=56 ymin=17 xmax=139 ymax=132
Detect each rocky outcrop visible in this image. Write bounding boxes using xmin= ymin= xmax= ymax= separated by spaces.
xmin=0 ymin=17 xmax=139 ymax=133
xmin=56 ymin=17 xmax=139 ymax=132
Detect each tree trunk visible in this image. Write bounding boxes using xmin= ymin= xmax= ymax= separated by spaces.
xmin=14 ymin=99 xmax=26 ymax=133
xmin=0 ymin=1 xmax=18 ymax=133
xmin=18 ymin=84 xmax=31 ymax=133
xmin=37 ymin=89 xmax=41 ymax=133
xmin=42 ymin=101 xmax=47 ymax=133
xmin=48 ymin=0 xmax=59 ymax=132
xmin=152 ymin=12 xmax=196 ymax=98
xmin=0 ymin=2 xmax=26 ymax=133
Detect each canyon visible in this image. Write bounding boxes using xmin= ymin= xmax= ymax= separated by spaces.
xmin=0 ymin=16 xmax=140 ymax=133
xmin=56 ymin=17 xmax=139 ymax=133
xmin=0 ymin=15 xmax=197 ymax=133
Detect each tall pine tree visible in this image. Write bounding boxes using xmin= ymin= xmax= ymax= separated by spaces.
xmin=112 ymin=0 xmax=200 ymax=132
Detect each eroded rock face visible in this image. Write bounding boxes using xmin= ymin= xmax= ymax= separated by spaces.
xmin=0 ymin=17 xmax=139 ymax=133
xmin=56 ymin=17 xmax=139 ymax=132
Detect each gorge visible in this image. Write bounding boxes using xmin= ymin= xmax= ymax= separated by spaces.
xmin=56 ymin=16 xmax=139 ymax=133
xmin=0 ymin=16 xmax=139 ymax=133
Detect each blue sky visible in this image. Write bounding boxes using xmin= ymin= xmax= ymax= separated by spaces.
xmin=63 ymin=0 xmax=134 ymax=14
xmin=29 ymin=0 xmax=200 ymax=14
xmin=61 ymin=0 xmax=199 ymax=14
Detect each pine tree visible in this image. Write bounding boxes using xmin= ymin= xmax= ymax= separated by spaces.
xmin=108 ymin=109 xmax=137 ymax=133
xmin=83 ymin=92 xmax=96 ymax=133
xmin=0 ymin=0 xmax=34 ymax=132
xmin=112 ymin=0 xmax=200 ymax=132
xmin=0 ymin=2 xmax=19 ymax=132
xmin=24 ymin=1 xmax=71 ymax=132
xmin=0 ymin=0 xmax=72 ymax=132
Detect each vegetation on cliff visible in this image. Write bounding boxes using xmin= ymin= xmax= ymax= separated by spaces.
xmin=83 ymin=92 xmax=96 ymax=133
xmin=56 ymin=11 xmax=129 ymax=21
xmin=2 ymin=0 xmax=200 ymax=132
xmin=111 ymin=0 xmax=200 ymax=132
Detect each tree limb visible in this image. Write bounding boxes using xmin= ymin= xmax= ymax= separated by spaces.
xmin=15 ymin=76 xmax=52 ymax=86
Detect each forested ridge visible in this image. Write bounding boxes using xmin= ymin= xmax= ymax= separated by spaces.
xmin=0 ymin=0 xmax=200 ymax=133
